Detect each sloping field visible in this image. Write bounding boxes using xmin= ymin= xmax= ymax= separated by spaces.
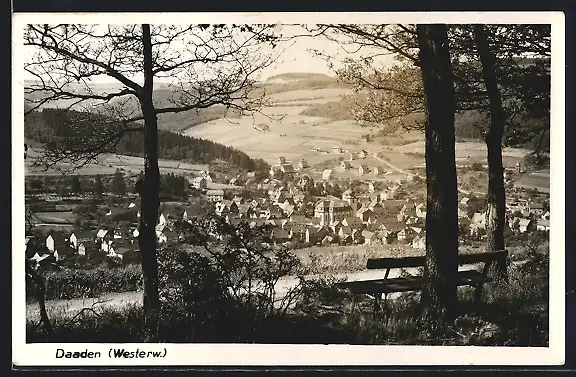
xmin=184 ymin=107 xmax=376 ymax=166
xmin=514 ymin=170 xmax=550 ymax=193
xmin=25 ymin=147 xmax=208 ymax=177
xmin=33 ymin=211 xmax=75 ymax=224
xmin=266 ymin=88 xmax=351 ymax=103
xmin=391 ymin=140 xmax=531 ymax=168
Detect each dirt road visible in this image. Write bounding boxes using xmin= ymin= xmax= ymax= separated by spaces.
xmin=27 ymin=261 xmax=522 ymax=321
xmin=372 ymin=153 xmax=485 ymax=196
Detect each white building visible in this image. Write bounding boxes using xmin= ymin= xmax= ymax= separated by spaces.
xmin=206 ymin=189 xmax=225 ymax=202
xmin=322 ymin=169 xmax=333 ymax=181
xmin=314 ymin=199 xmax=353 ymax=226
xmin=192 ymin=177 xmax=208 ymax=189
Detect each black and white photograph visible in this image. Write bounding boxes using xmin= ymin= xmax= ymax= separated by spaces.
xmin=12 ymin=12 xmax=564 ymax=366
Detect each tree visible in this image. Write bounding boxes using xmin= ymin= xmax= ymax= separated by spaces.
xmin=312 ymin=24 xmax=549 ymax=288
xmin=93 ymin=175 xmax=104 ymax=196
xmin=472 ymin=25 xmax=507 ymax=279
xmin=24 ymin=24 xmax=279 ymax=328
xmin=70 ymin=176 xmax=82 ymax=194
xmin=416 ymin=24 xmax=459 ymax=321
xmin=111 ymin=170 xmax=127 ymax=195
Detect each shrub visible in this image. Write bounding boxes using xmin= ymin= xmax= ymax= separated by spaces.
xmin=26 ymin=265 xmax=143 ymax=302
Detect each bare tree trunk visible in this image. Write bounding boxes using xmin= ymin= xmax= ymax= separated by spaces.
xmin=137 ymin=24 xmax=161 ymax=328
xmin=26 ymin=263 xmax=54 ymax=339
xmin=472 ymin=25 xmax=508 ymax=281
xmin=416 ymin=24 xmax=459 ymax=322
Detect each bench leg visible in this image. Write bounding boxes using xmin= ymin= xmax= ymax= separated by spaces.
xmin=383 ymin=293 xmax=390 ymax=326
xmin=474 ymin=284 xmax=484 ymax=304
xmin=373 ymin=295 xmax=381 ymax=319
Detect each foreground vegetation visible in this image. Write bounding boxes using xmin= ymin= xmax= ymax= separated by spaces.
xmin=26 ymin=265 xmax=142 ymax=303
xmin=27 ymin=246 xmax=548 ymax=346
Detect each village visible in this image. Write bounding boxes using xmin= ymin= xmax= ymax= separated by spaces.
xmin=24 ymin=145 xmax=551 ymax=270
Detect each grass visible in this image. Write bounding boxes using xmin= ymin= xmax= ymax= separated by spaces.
xmin=26 ymin=250 xmax=549 ymax=345
xmin=295 ymin=245 xmax=420 ymax=275
xmin=27 ymin=265 xmax=142 ymax=302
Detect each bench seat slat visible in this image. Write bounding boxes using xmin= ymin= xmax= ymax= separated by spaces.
xmin=365 ymin=250 xmax=508 ymax=270
xmin=335 ymin=270 xmax=486 ymax=295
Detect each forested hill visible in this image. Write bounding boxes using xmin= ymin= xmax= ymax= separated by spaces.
xmin=24 ymin=108 xmax=270 ymax=172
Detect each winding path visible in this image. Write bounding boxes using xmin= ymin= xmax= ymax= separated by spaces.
xmin=372 ymin=153 xmax=484 ymax=196
xmin=26 ymin=260 xmax=527 ymax=321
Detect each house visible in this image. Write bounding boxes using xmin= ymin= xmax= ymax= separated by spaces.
xmin=359 ymin=150 xmax=369 ymax=158
xmin=537 ymin=219 xmax=550 ymax=232
xmin=78 ymin=243 xmax=86 ymax=256
xmin=412 ymin=233 xmax=426 ymax=250
xmin=362 ymin=230 xmax=376 ymax=245
xmin=305 ymin=226 xmax=330 ymax=244
xmin=518 ymin=218 xmax=533 ymax=233
xmin=338 ymin=226 xmax=353 ymax=240
xmin=373 ymin=166 xmax=384 ymax=176
xmin=528 ymin=201 xmax=545 ymax=216
xmin=96 ymin=229 xmax=109 ymax=240
xmin=469 ymin=212 xmax=486 ymax=235
xmin=206 ymin=189 xmax=225 ymax=202
xmin=358 ymin=165 xmax=370 ymax=175
xmin=380 ymin=189 xmax=396 ymax=201
xmin=322 ymin=169 xmax=333 ymax=181
xmin=269 ymin=165 xmax=282 ymax=177
xmin=192 ymin=177 xmax=208 ymax=189
xmin=415 ymin=203 xmax=426 ymax=218
xmin=298 ymin=159 xmax=309 ymax=170
xmin=356 ymin=207 xmax=374 ymax=223
xmin=368 ymin=200 xmax=385 ymax=216
xmin=332 ymin=146 xmax=343 ymax=154
xmin=45 ymin=235 xmax=55 ymax=252
xmin=340 ymin=160 xmax=352 ymax=171
xmin=280 ymin=164 xmax=295 ymax=174
xmin=459 ymin=217 xmax=471 ymax=233
xmin=75 ymin=231 xmax=95 ymax=245
xmin=115 ymin=245 xmax=140 ymax=264
xmin=382 ymin=221 xmax=405 ymax=236
xmin=397 ymin=227 xmax=417 ymax=243
xmin=199 ymin=170 xmax=214 ymax=183
xmin=277 ymin=156 xmax=286 ymax=165
xmin=68 ymin=233 xmax=78 ymax=249
xmin=367 ymin=182 xmax=375 ymax=193
xmin=341 ymin=216 xmax=363 ymax=230
xmin=158 ymin=213 xmax=167 ymax=226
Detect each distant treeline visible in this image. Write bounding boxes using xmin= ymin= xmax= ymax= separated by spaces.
xmin=25 ymin=108 xmax=270 ymax=172
xmin=299 ymin=97 xmax=549 ymax=151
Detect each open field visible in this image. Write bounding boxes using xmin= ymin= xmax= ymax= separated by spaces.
xmin=184 ymin=86 xmax=534 ymax=179
xmin=514 ymin=170 xmax=551 ymax=193
xmin=392 ymin=140 xmax=532 ymax=169
xmin=33 ymin=211 xmax=75 ymax=224
xmin=25 ymin=147 xmax=208 ymax=177
xmin=266 ymin=88 xmax=351 ymax=104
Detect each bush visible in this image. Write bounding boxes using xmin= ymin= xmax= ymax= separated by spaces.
xmin=26 ymin=265 xmax=142 ymax=302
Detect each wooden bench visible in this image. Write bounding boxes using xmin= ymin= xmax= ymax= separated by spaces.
xmin=335 ymin=250 xmax=508 ymax=317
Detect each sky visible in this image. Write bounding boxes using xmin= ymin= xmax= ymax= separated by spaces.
xmin=22 ymin=24 xmax=394 ymax=85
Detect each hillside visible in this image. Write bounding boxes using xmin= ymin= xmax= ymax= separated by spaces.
xmin=24 ymin=108 xmax=270 ymax=173
xmin=24 ymin=83 xmax=240 ymax=132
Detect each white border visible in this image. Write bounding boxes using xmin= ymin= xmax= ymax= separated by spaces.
xmin=12 ymin=12 xmax=565 ymax=367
